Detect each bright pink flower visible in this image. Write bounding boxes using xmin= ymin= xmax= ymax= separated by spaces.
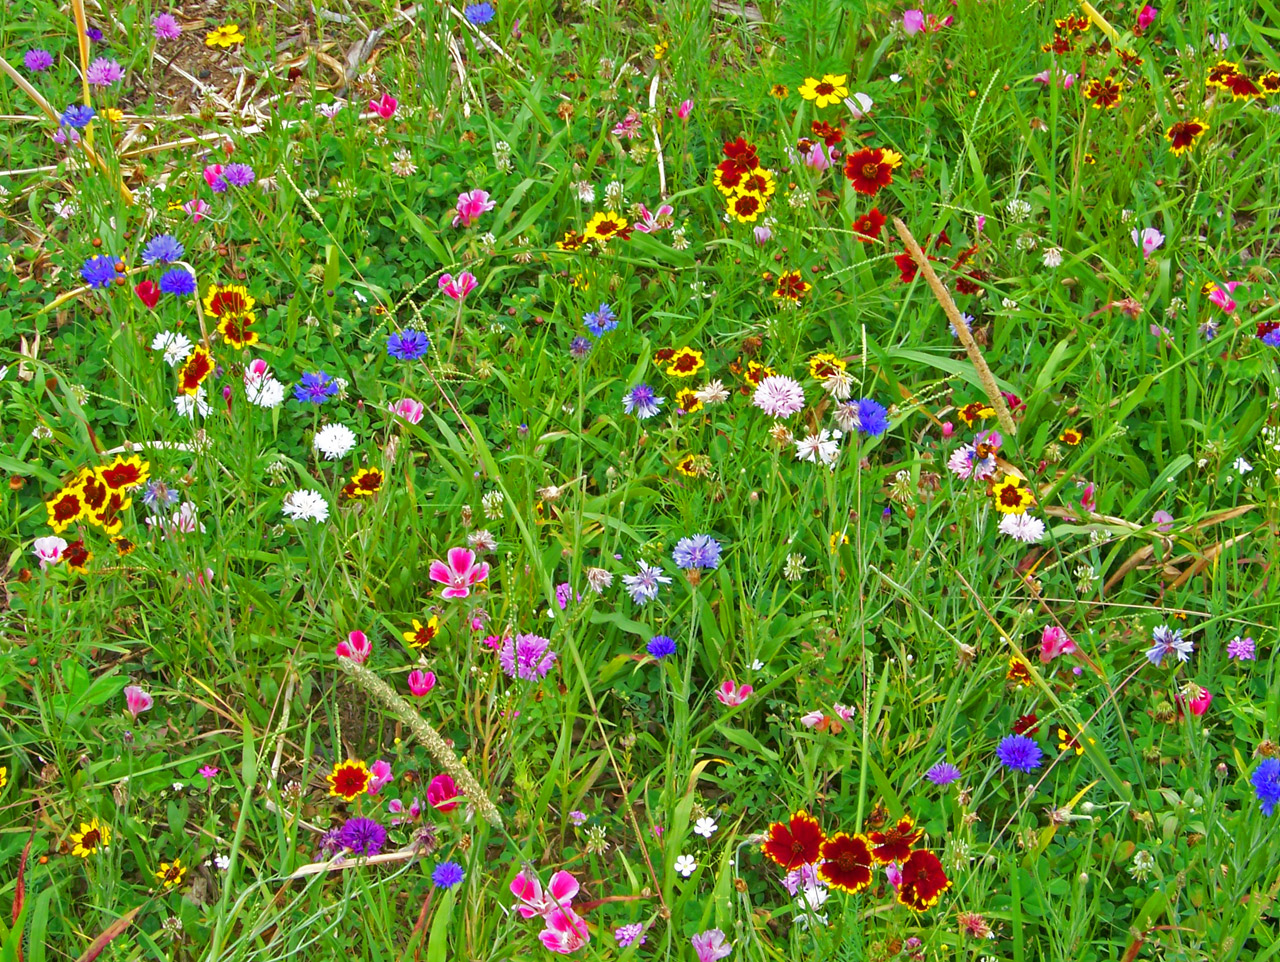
xmin=633 ymin=203 xmax=674 ymax=233
xmin=390 ymin=398 xmax=424 ymax=424
xmin=367 ymin=759 xmax=393 ymax=794
xmin=438 ymin=271 xmax=478 ymax=301
xmin=941 ymin=421 xmax=954 ymax=438
xmin=183 ymin=198 xmax=209 ymax=222
xmin=1188 ymin=686 xmax=1212 ymax=716
xmin=336 ymin=629 xmax=371 ymax=663
xmin=511 ymin=869 xmax=581 ymax=920
xmin=245 ymin=358 xmax=271 ymax=381
xmin=539 ymin=907 xmax=590 ymax=954
xmin=407 ymin=669 xmax=436 ymax=696
xmin=453 ymin=189 xmax=496 ymax=228
xmin=1033 ymin=67 xmax=1077 ymax=89
xmin=833 ymin=703 xmax=857 ymax=721
xmin=427 ymin=773 xmax=459 ymax=811
xmin=716 ymin=680 xmax=753 ymax=706
xmin=1207 ymin=281 xmax=1239 ymax=313
xmin=203 ymin=164 xmax=225 ymax=189
xmin=902 ymin=9 xmax=925 ymax=33
xmin=884 ymin=862 xmax=903 ymax=889
xmin=691 ymin=928 xmax=733 ymax=962
xmin=1039 ymin=625 xmax=1078 ymax=663
xmin=1080 ymin=482 xmax=1096 ymax=513
xmin=1135 ymin=4 xmax=1157 ymax=34
xmin=134 ymin=280 xmax=161 ymax=309
xmin=369 ymin=93 xmax=398 ymax=118
xmin=677 ymin=99 xmax=694 ymax=120
xmin=429 ymin=546 xmax=490 ymax=598
xmin=124 ymin=684 xmax=153 ymax=719
xmin=974 ymin=214 xmax=986 ymax=233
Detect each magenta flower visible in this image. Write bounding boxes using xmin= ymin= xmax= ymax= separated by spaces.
xmin=902 ymin=9 xmax=925 ymax=33
xmin=429 ymin=546 xmax=490 ymax=598
xmin=511 ymin=869 xmax=580 ymax=919
xmin=1080 ymin=482 xmax=1096 ymax=513
xmin=407 ymin=669 xmax=436 ymax=696
xmin=367 ymin=759 xmax=393 ymax=794
xmin=691 ymin=929 xmax=733 ymax=962
xmin=1039 ymin=625 xmax=1078 ymax=663
xmin=1187 ymin=686 xmax=1212 ymax=716
xmin=153 ymin=13 xmax=182 ymax=39
xmin=676 ymin=99 xmax=694 ymax=120
xmin=716 ymin=680 xmax=753 ymax=706
xmin=427 ymin=773 xmax=460 ymax=811
xmin=1135 ymin=4 xmax=1157 ymax=33
xmin=124 ymin=685 xmax=154 ymax=719
xmin=538 ymin=908 xmax=591 ymax=954
xmin=369 ymin=93 xmax=398 ymax=118
xmin=183 ymin=198 xmax=210 ymax=222
xmin=633 ymin=203 xmax=674 ymax=233
xmin=1152 ymin=509 xmax=1174 ymax=532
xmin=1207 ymin=281 xmax=1240 ymax=313
xmin=1033 ymin=67 xmax=1077 ymax=89
xmin=198 ymin=764 xmax=219 ymax=781
xmin=452 ymin=189 xmax=496 ymax=228
xmin=389 ymin=398 xmax=424 ymax=424
xmin=1131 ymin=227 xmax=1165 ymax=259
xmin=438 ymin=271 xmax=478 ymax=300
xmin=336 ymin=629 xmax=372 ymax=663
xmin=86 ymin=57 xmax=123 ymax=86
xmin=500 ymin=633 xmax=557 ymax=681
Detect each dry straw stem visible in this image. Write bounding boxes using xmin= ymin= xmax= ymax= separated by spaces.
xmin=891 ymin=216 xmax=1017 ymax=438
xmin=336 ymin=657 xmax=503 ymax=830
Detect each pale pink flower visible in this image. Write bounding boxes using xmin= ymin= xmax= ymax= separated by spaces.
xmin=752 ymin=375 xmax=805 ymax=418
xmin=336 ymin=629 xmax=371 ymax=663
xmin=539 ymin=907 xmax=590 ymax=954
xmin=452 ymin=189 xmax=496 ymax=228
xmin=33 ymin=535 xmax=67 ymax=569
xmin=183 ymin=198 xmax=210 ymax=222
xmin=716 ymin=680 xmax=753 ymax=706
xmin=1033 ymin=67 xmax=1077 ymax=89
xmin=1131 ymin=227 xmax=1165 ymax=259
xmin=427 ymin=773 xmax=459 ymax=811
xmin=611 ymin=110 xmax=642 ymax=140
xmin=390 ymin=398 xmax=425 ymax=424
xmin=799 ymin=709 xmax=825 ymax=728
xmin=676 ymin=99 xmax=694 ymax=120
xmin=633 ymin=203 xmax=674 ymax=233
xmin=429 ymin=546 xmax=490 ymax=598
xmin=833 ymin=703 xmax=857 ymax=721
xmin=691 ymin=929 xmax=733 ymax=962
xmin=753 ymin=224 xmax=772 ymax=245
xmin=511 ymin=870 xmax=580 ymax=919
xmin=124 ymin=685 xmax=154 ymax=718
xmin=1039 ymin=625 xmax=1078 ymax=663
xmin=803 ymin=141 xmax=834 ymax=171
xmin=902 ymin=9 xmax=925 ymax=33
xmin=369 ymin=93 xmax=398 ymax=118
xmin=1152 ymin=509 xmax=1174 ymax=532
xmin=367 ymin=759 xmax=393 ymax=794
xmin=407 ymin=669 xmax=436 ymax=696
xmin=438 ymin=271 xmax=478 ymax=300
xmin=845 ymin=91 xmax=874 ymax=119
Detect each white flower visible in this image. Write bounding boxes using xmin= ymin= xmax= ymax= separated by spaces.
xmin=998 ymin=512 xmax=1046 ymax=543
xmin=314 ymin=423 xmax=357 ymax=460
xmin=1001 ymin=297 xmax=1019 ymax=310
xmin=889 ymin=73 xmax=903 ymax=83
xmin=573 ymin=181 xmax=596 ymax=204
xmin=33 ymin=535 xmax=68 ymax=569
xmin=52 ymin=199 xmax=76 ymax=219
xmin=794 ymin=429 xmax=841 ymax=467
xmin=246 ymin=377 xmax=285 ymax=409
xmin=174 ymin=387 xmax=210 ymax=419
xmin=213 ymin=853 xmax=230 ymax=870
xmin=693 ymin=817 xmax=718 ymax=838
xmin=1042 ymin=247 xmax=1063 ymax=268
xmin=316 ymin=100 xmax=347 ymax=118
xmin=1006 ymin=198 xmax=1032 ymax=223
xmin=845 ymin=92 xmax=874 ymax=118
xmin=674 ymin=854 xmax=697 ymax=877
xmin=783 ymin=553 xmax=806 ymax=582
xmin=173 ymin=782 xmax=185 ymax=792
xmin=751 ymin=659 xmax=764 ymax=671
xmin=622 ymin=561 xmax=671 ymax=605
xmin=821 ymin=368 xmax=853 ymax=400
xmin=695 ymin=379 xmax=731 ymax=405
xmin=152 ymin=330 xmax=193 ymax=367
xmin=1233 ymin=456 xmax=1252 ymax=475
xmin=282 ymin=489 xmax=330 ymax=523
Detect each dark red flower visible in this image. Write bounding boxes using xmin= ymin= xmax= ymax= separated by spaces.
xmin=760 ymin=810 xmax=825 ymax=870
xmin=816 ymin=833 xmax=874 ymax=893
xmin=134 ymin=280 xmax=161 ymax=309
xmin=868 ymin=815 xmax=923 ymax=864
xmin=1223 ymin=72 xmax=1263 ymax=99
xmin=1013 ymin=712 xmax=1040 ymax=735
xmin=1257 ymin=321 xmax=1280 ymax=341
xmin=895 ymin=251 xmax=922 ymax=284
xmin=843 ymin=147 xmax=903 ymax=197
xmin=722 ymin=137 xmax=760 ymax=170
xmin=852 ymin=208 xmax=886 ymax=243
xmin=810 ymin=120 xmax=844 ymax=147
xmin=897 ymin=849 xmax=951 ymax=911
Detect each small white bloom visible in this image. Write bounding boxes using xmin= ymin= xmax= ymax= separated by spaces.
xmin=845 ymin=92 xmax=874 ymax=118
xmin=213 ymin=853 xmax=230 ymax=870
xmin=174 ymin=387 xmax=210 ymax=419
xmin=1042 ymin=247 xmax=1063 ymax=268
xmin=282 ymin=489 xmax=330 ymax=523
xmin=1233 ymin=456 xmax=1252 ymax=475
xmin=172 ymin=782 xmax=185 ymax=792
xmin=314 ymin=423 xmax=357 ymax=460
xmin=152 ymin=330 xmax=194 ymax=367
xmin=751 ymin=659 xmax=765 ymax=671
xmin=1001 ymin=297 xmax=1019 ymax=310
xmin=693 ymin=817 xmax=718 ymax=838
xmin=674 ymin=854 xmax=697 ymax=877
xmin=889 ymin=73 xmax=903 ymax=83
xmin=694 ymin=379 xmax=731 ymax=405
xmin=794 ymin=429 xmax=841 ymax=468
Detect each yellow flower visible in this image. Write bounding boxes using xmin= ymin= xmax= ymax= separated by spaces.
xmin=665 ymin=347 xmax=705 ymax=378
xmin=1059 ymin=428 xmax=1083 ymax=446
xmin=205 ymin=23 xmax=246 ymax=48
xmin=769 ymin=84 xmax=789 ymax=99
xmin=675 ymin=391 xmax=703 ymax=414
xmin=69 ymin=818 xmax=110 ymax=858
xmin=155 ymin=858 xmax=187 ymax=888
xmin=808 ymin=352 xmax=847 ymax=379
xmin=798 ymin=74 xmax=849 ymax=109
xmin=957 ymin=401 xmax=994 ymax=426
xmin=829 ymin=532 xmax=849 ymax=552
xmin=992 ymin=475 xmax=1035 ymax=515
xmin=582 ymin=212 xmax=630 ymax=244
xmin=675 ymin=452 xmax=704 ymax=476
xmin=104 ymin=108 xmax=124 ymax=123
xmin=0 ymin=766 xmax=7 ymax=791
xmin=403 ymin=616 xmax=439 ymax=649
xmin=653 ymin=41 xmax=669 ymax=60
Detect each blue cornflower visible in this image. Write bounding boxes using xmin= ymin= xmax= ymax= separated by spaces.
xmin=622 ymin=383 xmax=664 ymax=419
xmin=1253 ymin=758 xmax=1280 ymax=816
xmin=646 ymin=635 xmax=677 ymax=659
xmin=294 ymin=371 xmax=339 ymax=404
xmin=223 ymin=163 xmax=256 ymax=187
xmin=158 ymin=267 xmax=196 ymax=296
xmin=463 ymin=2 xmax=496 ymax=24
xmin=80 ymin=254 xmax=117 ymax=288
xmin=1263 ymin=328 xmax=1280 ymax=348
xmin=337 ymin=816 xmax=387 ymax=856
xmin=61 ymin=104 xmax=96 ymax=129
xmin=432 ymin=860 xmax=466 ymax=889
xmin=672 ymin=534 xmax=722 ymax=570
xmin=1146 ymin=624 xmax=1194 ymax=666
xmin=387 ymin=329 xmax=431 ymax=361
xmin=850 ymin=398 xmax=889 ymax=436
xmin=141 ymin=479 xmax=181 ymax=510
xmin=995 ymin=734 xmax=1042 ymax=773
xmin=583 ymin=302 xmax=617 ymax=337
xmin=924 ymin=761 xmax=961 ymax=786
xmin=141 ymin=234 xmax=185 ymax=265
xmin=569 ymin=336 xmax=592 ymax=358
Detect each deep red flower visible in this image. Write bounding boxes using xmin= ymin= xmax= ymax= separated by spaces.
xmin=134 ymin=280 xmax=161 ymax=309
xmin=843 ymin=147 xmax=902 ymax=197
xmin=811 ymin=120 xmax=844 ymax=146
xmin=895 ymin=251 xmax=922 ymax=284
xmin=816 ymin=832 xmax=874 ymax=893
xmin=897 ymin=849 xmax=951 ymax=910
xmin=1013 ymin=712 xmax=1040 ymax=735
xmin=868 ymin=815 xmax=923 ymax=864
xmin=1223 ymin=72 xmax=1263 ymax=99
xmin=852 ymin=208 xmax=886 ymax=243
xmin=955 ymin=270 xmax=986 ymax=295
xmin=178 ymin=347 xmax=214 ymax=395
xmin=1257 ymin=321 xmax=1280 ymax=341
xmin=760 ymin=810 xmax=825 ymax=870
xmin=722 ymin=137 xmax=760 ymax=170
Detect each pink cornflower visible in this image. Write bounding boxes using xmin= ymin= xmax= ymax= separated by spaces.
xmin=369 ymin=93 xmax=398 ymax=118
xmin=1039 ymin=625 xmax=1078 ymax=663
xmin=453 ymin=189 xmax=496 ymax=228
xmin=86 ymin=57 xmax=123 ymax=86
xmin=153 ymin=13 xmax=182 ymax=40
xmin=336 ymin=629 xmax=372 ymax=663
xmin=539 ymin=907 xmax=591 ymax=954
xmin=716 ymin=680 xmax=753 ymax=706
xmin=427 ymin=773 xmax=460 ymax=811
xmin=511 ymin=869 xmax=580 ymax=919
xmin=428 ymin=546 xmax=490 ymax=598
xmin=691 ymin=929 xmax=733 ymax=962
xmin=183 ymin=198 xmax=210 ymax=222
xmin=752 ymin=375 xmax=805 ymax=418
xmin=389 ymin=398 xmax=424 ymax=424
xmin=407 ymin=669 xmax=436 ymax=696
xmin=676 ymin=99 xmax=694 ymax=120
xmin=124 ymin=685 xmax=154 ymax=718
xmin=438 ymin=271 xmax=478 ymax=300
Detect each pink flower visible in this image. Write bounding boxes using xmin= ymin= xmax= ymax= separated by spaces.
xmin=1188 ymin=686 xmax=1212 ymax=716
xmin=336 ymin=629 xmax=372 ymax=663
xmin=975 ymin=214 xmax=986 ymax=233
xmin=438 ymin=271 xmax=478 ymax=301
xmin=611 ymin=110 xmax=642 ymax=140
xmin=1033 ymin=67 xmax=1077 ymax=89
xmin=429 ymin=546 xmax=490 ymax=598
xmin=1039 ymin=625 xmax=1078 ymax=663
xmin=902 ymin=9 xmax=925 ymax=33
xmin=388 ymin=797 xmax=422 ymax=823
xmin=1131 ymin=227 xmax=1165 ymax=259
xmin=753 ymin=224 xmax=772 ymax=245
xmin=33 ymin=536 xmax=67 ymax=569
xmin=1135 ymin=4 xmax=1157 ymax=34
xmin=390 ymin=398 xmax=424 ymax=424
xmin=1207 ymin=281 xmax=1240 ymax=313
xmin=427 ymin=773 xmax=459 ymax=811
xmin=183 ymin=198 xmax=210 ymax=222
xmin=124 ymin=685 xmax=154 ymax=719
xmin=367 ymin=759 xmax=393 ymax=794
xmin=884 ymin=862 xmax=903 ymax=889
xmin=452 ymin=189 xmax=496 ymax=228
xmin=198 ymin=765 xmax=219 ymax=780
xmin=799 ymin=709 xmax=825 ymax=728
xmin=633 ymin=203 xmax=674 ymax=233
xmin=1080 ymin=482 xmax=1096 ymax=513
xmin=803 ymin=141 xmax=834 ymax=171
xmin=833 ymin=703 xmax=857 ymax=721
xmin=246 ymin=358 xmax=271 ymax=381
xmin=676 ymin=99 xmax=694 ymax=120
xmin=691 ymin=929 xmax=733 ymax=962
xmin=407 ymin=669 xmax=436 ymax=696
xmin=369 ymin=93 xmax=398 ymax=118
xmin=203 ymin=164 xmax=226 ymax=191
xmin=716 ymin=680 xmax=753 ymax=706
xmin=941 ymin=421 xmax=954 ymax=438
xmin=1152 ymin=509 xmax=1174 ymax=533
xmin=538 ymin=907 xmax=591 ymax=954
xmin=511 ymin=870 xmax=580 ymax=919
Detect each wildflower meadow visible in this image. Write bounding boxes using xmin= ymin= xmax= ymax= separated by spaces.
xmin=2 ymin=0 xmax=1280 ymax=959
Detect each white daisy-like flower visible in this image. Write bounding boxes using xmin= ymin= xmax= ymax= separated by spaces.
xmin=674 ymin=854 xmax=697 ymax=877
xmin=246 ymin=376 xmax=285 ymax=409
xmin=282 ymin=489 xmax=329 ymax=523
xmin=694 ymin=379 xmax=730 ymax=405
xmin=152 ymin=330 xmax=193 ymax=367
xmin=821 ymin=368 xmax=853 ymax=400
xmin=794 ymin=429 xmax=841 ymax=468
xmin=174 ymin=387 xmax=210 ymax=419
xmin=693 ymin=817 xmax=718 ymax=838
xmin=998 ymin=512 xmax=1046 ymax=543
xmin=313 ymin=423 xmax=357 ymax=460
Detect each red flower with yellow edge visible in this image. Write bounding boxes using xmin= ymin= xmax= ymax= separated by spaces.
xmin=345 ymin=468 xmax=384 ymax=498
xmin=816 ymin=832 xmax=874 ymax=894
xmin=402 ymin=616 xmax=439 ymax=649
xmin=203 ymin=283 xmax=255 ymax=318
xmin=1059 ymin=427 xmax=1083 ymax=445
xmin=556 ymin=230 xmax=585 ymax=252
xmin=721 ymin=136 xmax=760 ymax=171
xmin=1223 ymin=72 xmax=1263 ymax=100
xmin=1206 ymin=60 xmax=1239 ymax=90
xmin=1165 ymin=118 xmax=1209 ymax=154
xmin=773 ymin=270 xmax=812 ymax=302
xmin=896 ymin=849 xmax=951 ymax=911
xmin=675 ymin=390 xmax=703 ymax=414
xmin=1083 ymin=76 xmax=1124 ymax=109
xmin=737 ymin=169 xmax=776 ymax=199
xmin=675 ymin=452 xmax=704 ymax=476
xmin=99 ymin=455 xmax=150 ymax=492
xmin=112 ymin=536 xmax=137 ymax=556
xmin=760 ymin=809 xmax=825 ymax=870
xmin=851 ymin=208 xmax=886 ymax=243
xmin=867 ymin=815 xmax=923 ymax=864
xmin=811 ymin=120 xmax=844 ymax=147
xmin=177 ymin=347 xmax=214 ymax=396
xmin=77 ymin=469 xmax=110 ymax=514
xmin=64 ymin=539 xmax=92 ymax=574
xmin=1261 ymin=71 xmax=1280 ymax=94
xmin=743 ymin=360 xmax=774 ymax=385
xmin=46 ymin=487 xmax=87 ymax=533
xmin=957 ymin=401 xmax=994 ymax=426
xmin=665 ymin=347 xmax=706 ymax=378
xmin=1007 ymin=658 xmax=1033 ymax=688
xmin=92 ymin=490 xmax=130 ymax=536
xmin=217 ymin=311 xmax=259 ymax=350
xmin=727 ymin=191 xmax=767 ymax=223
xmin=327 ymin=759 xmax=371 ymax=800
xmin=843 ymin=147 xmax=902 ymax=197
xmin=808 ymin=352 xmax=846 ymax=380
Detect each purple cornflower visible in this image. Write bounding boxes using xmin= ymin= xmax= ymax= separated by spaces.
xmin=159 ymin=268 xmax=196 ymax=296
xmin=223 ymin=163 xmax=256 ymax=187
xmin=555 ymin=582 xmax=576 ymax=610
xmin=849 ymin=398 xmax=890 ymax=436
xmin=387 ymin=329 xmax=431 ymax=360
xmin=85 ymin=26 xmax=104 ymax=42
xmin=569 ymin=336 xmax=592 ymax=358
xmin=81 ymin=255 xmax=117 ymax=289
xmin=584 ymin=302 xmax=617 ymax=337
xmin=672 ymin=534 xmax=722 ymax=570
xmin=646 ymin=635 xmax=677 ymax=659
xmin=86 ymin=57 xmax=123 ymax=86
xmin=996 ymin=734 xmax=1042 ymax=773
xmin=500 ymin=633 xmax=557 ymax=681
xmin=463 ymin=2 xmax=496 ymax=24
xmin=925 ymin=761 xmax=962 ymax=786
xmin=61 ymin=104 xmax=96 ymax=129
xmin=24 ymin=49 xmax=53 ymax=72
xmin=1226 ymin=636 xmax=1256 ymax=661
xmin=141 ymin=234 xmax=184 ymax=265
xmin=622 ymin=383 xmax=664 ymax=419
xmin=293 ymin=371 xmax=339 ymax=404
xmin=1146 ymin=624 xmax=1194 ymax=666
xmin=317 ymin=828 xmax=343 ymax=856
xmin=432 ymin=860 xmax=466 ymax=888
xmin=152 ymin=13 xmax=182 ymax=39
xmin=337 ymin=816 xmax=387 ymax=856
xmin=1254 ymin=759 xmax=1280 ymax=816
xmin=615 ymin=924 xmax=646 ymax=948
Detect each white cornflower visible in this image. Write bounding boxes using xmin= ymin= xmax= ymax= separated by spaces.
xmin=674 ymin=854 xmax=697 ymax=877
xmin=174 ymin=387 xmax=210 ymax=419
xmin=314 ymin=423 xmax=357 ymax=460
xmin=585 ymin=567 xmax=614 ymax=594
xmin=693 ymin=817 xmax=718 ymax=838
xmin=1042 ymin=247 xmax=1063 ymax=268
xmin=695 ymin=380 xmax=731 ymax=405
xmin=622 ymin=561 xmax=671 ymax=606
xmin=246 ymin=376 xmax=284 ymax=409
xmin=467 ymin=528 xmax=498 ymax=552
xmin=794 ymin=429 xmax=841 ymax=468
xmin=998 ymin=512 xmax=1046 ymax=543
xmin=282 ymin=489 xmax=330 ymax=523
xmin=573 ymin=181 xmax=596 ymax=204
xmin=152 ymin=331 xmax=193 ymax=367
xmin=821 ymin=368 xmax=853 ymax=400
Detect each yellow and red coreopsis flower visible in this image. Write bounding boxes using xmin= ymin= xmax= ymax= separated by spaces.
xmin=727 ymin=191 xmax=767 ymax=223
xmin=217 ymin=311 xmax=259 ymax=350
xmin=760 ymin=809 xmax=825 ymax=870
xmin=47 ymin=486 xmax=87 ymax=533
xmin=867 ymin=815 xmax=923 ymax=864
xmin=665 ymin=347 xmax=705 ymax=378
xmin=177 ymin=346 xmax=214 ymax=396
xmin=343 ymin=468 xmax=384 ymax=499
xmin=582 ymin=212 xmax=631 ymax=244
xmin=64 ymin=539 xmax=92 ymax=573
xmin=1059 ymin=427 xmax=1084 ymax=445
xmin=808 ymin=352 xmax=847 ymax=380
xmin=816 ymin=832 xmax=874 ymax=893
xmin=69 ymin=818 xmax=111 ymax=858
xmin=99 ymin=455 xmax=150 ymax=492
xmin=675 ymin=451 xmax=704 ymax=476
xmin=675 ymin=391 xmax=703 ymax=415
xmin=1007 ymin=656 xmax=1033 ymax=687
xmin=897 ymin=849 xmax=951 ymax=910
xmin=327 ymin=759 xmax=371 ymax=800
xmin=772 ymin=270 xmax=812 ymax=302
xmin=155 ymin=857 xmax=188 ymax=888
xmin=1083 ymin=75 xmax=1124 ymax=108
xmin=1261 ymin=71 xmax=1280 ymax=94
xmin=992 ymin=474 xmax=1035 ymax=514
xmin=843 ymin=147 xmax=902 ymax=197
xmin=204 ymin=283 xmax=255 ymax=318
xmin=737 ymin=168 xmax=776 ymax=199
xmin=798 ymin=74 xmax=849 ymax=109
xmin=957 ymin=401 xmax=994 ymax=426
xmin=1165 ymin=119 xmax=1208 ymax=155
xmin=556 ymin=230 xmax=586 ymax=252
xmin=403 ymin=615 xmax=439 ymax=649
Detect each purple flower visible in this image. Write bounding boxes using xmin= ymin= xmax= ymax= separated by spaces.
xmin=849 ymin=398 xmax=889 ymax=436
xmin=672 ymin=533 xmax=722 ymax=570
xmin=293 ymin=371 xmax=339 ymax=404
xmin=499 ymin=633 xmax=556 ymax=681
xmin=584 ymin=302 xmax=617 ymax=337
xmin=615 ymin=923 xmax=646 ymax=948
xmin=555 ymin=582 xmax=576 ymax=610
xmin=81 ymin=254 xmax=116 ymax=289
xmin=223 ymin=163 xmax=256 ymax=187
xmin=86 ymin=57 xmax=123 ymax=86
xmin=925 ymin=761 xmax=961 ymax=786
xmin=1254 ymin=759 xmax=1280 ymax=816
xmin=24 ymin=49 xmax=53 ymax=72
xmin=432 ymin=860 xmax=466 ymax=888
xmin=198 ymin=764 xmax=219 ymax=781
xmin=1226 ymin=636 xmax=1256 ymax=661
xmin=159 ymin=268 xmax=196 ymax=296
xmin=996 ymin=734 xmax=1042 ymax=773
xmin=569 ymin=809 xmax=587 ymax=825
xmin=622 ymin=383 xmax=664 ymax=419
xmin=337 ymin=816 xmax=387 ymax=856
xmin=569 ymin=336 xmax=592 ymax=358
xmin=1263 ymin=328 xmax=1280 ymax=348
xmin=142 ymin=234 xmax=184 ymax=265
xmin=646 ymin=635 xmax=677 ymax=659
xmin=152 ymin=13 xmax=182 ymax=40
xmin=1146 ymin=624 xmax=1193 ymax=666
xmin=387 ymin=330 xmax=431 ymax=360
xmin=61 ymin=104 xmax=96 ymax=129
xmin=463 ymin=2 xmax=496 ymax=24
xmin=691 ymin=928 xmax=733 ymax=962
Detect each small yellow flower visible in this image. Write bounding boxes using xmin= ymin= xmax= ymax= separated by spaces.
xmin=205 ymin=23 xmax=246 ymax=48
xmin=808 ymin=353 xmax=847 ymax=380
xmin=653 ymin=41 xmax=669 ymax=60
xmin=798 ymin=74 xmax=849 ymax=109
xmin=69 ymin=818 xmax=111 ymax=858
xmin=992 ymin=475 xmax=1035 ymax=515
xmin=403 ymin=616 xmax=439 ymax=649
xmin=104 ymin=108 xmax=124 ymax=123
xmin=665 ymin=347 xmax=705 ymax=378
xmin=0 ymin=766 xmax=7 ymax=791
xmin=1059 ymin=428 xmax=1083 ymax=446
xmin=829 ymin=532 xmax=850 ymax=552
xmin=155 ymin=857 xmax=187 ymax=888
xmin=769 ymin=84 xmax=789 ymax=99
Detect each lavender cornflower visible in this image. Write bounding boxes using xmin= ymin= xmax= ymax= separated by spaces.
xmin=622 ymin=561 xmax=671 ymax=605
xmin=86 ymin=57 xmax=123 ymax=85
xmin=141 ymin=234 xmax=184 ymax=265
xmin=159 ymin=268 xmax=196 ymax=296
xmin=1226 ymin=636 xmax=1256 ymax=661
xmin=615 ymin=924 xmax=646 ymax=948
xmin=223 ymin=163 xmax=255 ymax=187
xmin=622 ymin=383 xmax=664 ymax=419
xmin=61 ymin=104 xmax=96 ymax=129
xmin=569 ymin=336 xmax=592 ymax=358
xmin=432 ymin=861 xmax=466 ymax=888
xmin=924 ymin=762 xmax=962 ymax=786
xmin=293 ymin=371 xmax=339 ymax=404
xmin=81 ymin=255 xmax=117 ymax=289
xmin=153 ymin=13 xmax=182 ymax=39
xmin=584 ymin=302 xmax=617 ymax=337
xmin=672 ymin=534 xmax=722 ymax=570
xmin=555 ymin=582 xmax=576 ymax=610
xmin=337 ymin=816 xmax=387 ymax=856
xmin=85 ymin=26 xmax=104 ymax=42
xmin=24 ymin=49 xmax=54 ymax=72
xmin=500 ymin=633 xmax=557 ymax=681
xmin=646 ymin=635 xmax=677 ymax=659
xmin=995 ymin=734 xmax=1042 ymax=773
xmin=1146 ymin=624 xmax=1194 ymax=666
xmin=142 ymin=480 xmax=182 ymax=510
xmin=387 ymin=330 xmax=431 ymax=360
